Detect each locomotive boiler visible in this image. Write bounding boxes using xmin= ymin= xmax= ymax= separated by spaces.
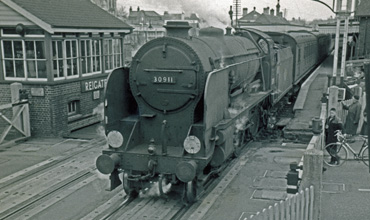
xmin=96 ymin=21 xmax=331 ymax=202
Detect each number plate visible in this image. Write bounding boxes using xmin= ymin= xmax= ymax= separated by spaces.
xmin=152 ymin=76 xmax=176 ymax=84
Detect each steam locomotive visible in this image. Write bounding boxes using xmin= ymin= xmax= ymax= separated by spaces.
xmin=96 ymin=21 xmax=331 ymax=202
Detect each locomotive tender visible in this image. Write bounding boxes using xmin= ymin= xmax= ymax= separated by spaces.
xmin=96 ymin=21 xmax=331 ymax=202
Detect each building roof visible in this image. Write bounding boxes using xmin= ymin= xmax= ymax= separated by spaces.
xmin=143 ymin=11 xmax=161 ymax=17
xmin=239 ymin=10 xmax=261 ymax=22
xmin=129 ymin=10 xmax=161 ymax=18
xmin=128 ymin=11 xmax=139 ymax=18
xmin=355 ymin=0 xmax=370 ymax=17
xmin=163 ymin=13 xmax=183 ymax=20
xmin=255 ymin=13 xmax=289 ymax=25
xmin=3 ymin=0 xmax=132 ymax=33
xmin=185 ymin=13 xmax=200 ymax=21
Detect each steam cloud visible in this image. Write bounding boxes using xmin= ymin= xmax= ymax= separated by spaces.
xmin=93 ymin=102 xmax=106 ymax=138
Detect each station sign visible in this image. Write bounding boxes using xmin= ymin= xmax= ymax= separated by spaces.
xmin=81 ymin=78 xmax=107 ymax=92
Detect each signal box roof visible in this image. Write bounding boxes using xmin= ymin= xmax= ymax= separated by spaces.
xmin=3 ymin=0 xmax=132 ymax=33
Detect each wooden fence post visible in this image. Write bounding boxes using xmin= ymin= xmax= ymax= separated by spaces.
xmin=304 ymin=188 xmax=309 ymax=220
xmin=300 ymin=145 xmax=322 ymax=220
xmin=268 ymin=206 xmax=273 ymax=220
xmin=273 ymin=203 xmax=279 ymax=220
xmin=285 ymin=197 xmax=291 ymax=220
xmin=300 ymin=190 xmax=305 ymax=220
xmin=280 ymin=200 xmax=285 ymax=220
xmin=328 ymin=86 xmax=339 ymax=112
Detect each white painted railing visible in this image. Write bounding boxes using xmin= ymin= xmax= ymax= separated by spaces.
xmin=242 ymin=186 xmax=314 ymax=220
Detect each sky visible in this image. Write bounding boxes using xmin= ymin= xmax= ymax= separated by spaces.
xmin=117 ymin=0 xmax=341 ymax=25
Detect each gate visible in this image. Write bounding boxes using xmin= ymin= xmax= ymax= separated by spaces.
xmin=0 ymin=83 xmax=30 ymax=145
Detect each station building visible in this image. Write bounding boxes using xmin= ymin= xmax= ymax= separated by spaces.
xmin=0 ymin=0 xmax=132 ymax=137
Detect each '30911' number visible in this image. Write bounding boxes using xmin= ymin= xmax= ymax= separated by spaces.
xmin=153 ymin=76 xmax=175 ymax=84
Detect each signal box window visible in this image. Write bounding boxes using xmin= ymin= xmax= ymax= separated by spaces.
xmin=2 ymin=40 xmax=47 ymax=80
xmin=52 ymin=40 xmax=79 ymax=80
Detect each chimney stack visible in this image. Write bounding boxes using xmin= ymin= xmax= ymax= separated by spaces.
xmin=263 ymin=7 xmax=269 ymax=14
xmin=279 ymin=12 xmax=283 ymax=17
xmin=243 ymin=8 xmax=248 ymax=16
xmin=270 ymin=9 xmax=275 ymax=16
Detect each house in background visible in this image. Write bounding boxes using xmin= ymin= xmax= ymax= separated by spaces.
xmin=125 ymin=7 xmax=200 ymax=57
xmin=239 ymin=7 xmax=261 ymax=23
xmin=238 ymin=1 xmax=312 ymax=32
xmin=0 ymin=0 xmax=132 ymax=137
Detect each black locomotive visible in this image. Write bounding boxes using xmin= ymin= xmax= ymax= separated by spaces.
xmin=96 ymin=21 xmax=331 ymax=202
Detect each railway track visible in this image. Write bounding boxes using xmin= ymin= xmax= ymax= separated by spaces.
xmin=0 ymin=138 xmax=105 ymax=220
xmin=0 ymin=122 xmax=287 ymax=220
xmin=94 ymin=140 xmax=255 ymax=220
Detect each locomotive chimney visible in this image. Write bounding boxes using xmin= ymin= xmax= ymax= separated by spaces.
xmin=243 ymin=8 xmax=248 ymax=16
xmin=164 ymin=21 xmax=191 ymax=38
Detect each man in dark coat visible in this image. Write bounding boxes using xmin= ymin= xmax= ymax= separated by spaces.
xmin=342 ymin=95 xmax=362 ymax=135
xmin=325 ymin=108 xmax=343 ymax=164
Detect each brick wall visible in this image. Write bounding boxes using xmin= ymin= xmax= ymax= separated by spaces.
xmin=0 ymin=84 xmax=14 ymax=137
xmin=0 ymin=76 xmax=106 ymax=137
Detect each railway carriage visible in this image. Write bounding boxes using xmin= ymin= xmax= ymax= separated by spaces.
xmin=96 ymin=22 xmax=331 ymax=202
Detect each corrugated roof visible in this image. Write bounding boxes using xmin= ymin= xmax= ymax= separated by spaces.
xmin=10 ymin=0 xmax=132 ymax=30
xmin=355 ymin=0 xmax=370 ymax=17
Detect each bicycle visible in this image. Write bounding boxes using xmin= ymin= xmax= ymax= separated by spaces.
xmin=323 ymin=130 xmax=369 ymax=167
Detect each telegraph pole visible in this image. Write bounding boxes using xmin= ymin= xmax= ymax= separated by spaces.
xmin=333 ymin=17 xmax=340 ymax=85
xmin=339 ymin=0 xmax=353 ymax=86
xmin=233 ymin=0 xmax=241 ymax=28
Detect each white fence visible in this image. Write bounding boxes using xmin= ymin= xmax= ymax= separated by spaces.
xmin=242 ymin=186 xmax=314 ymax=220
